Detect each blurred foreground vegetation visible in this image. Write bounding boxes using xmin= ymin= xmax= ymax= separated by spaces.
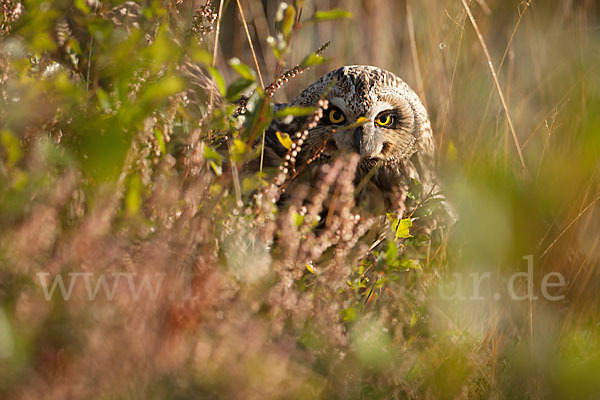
xmin=1 ymin=0 xmax=600 ymax=399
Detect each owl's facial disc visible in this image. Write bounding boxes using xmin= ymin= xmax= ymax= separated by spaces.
xmin=327 ymin=98 xmax=413 ymax=160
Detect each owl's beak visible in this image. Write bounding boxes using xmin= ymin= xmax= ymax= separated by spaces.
xmin=353 ymin=126 xmax=363 ymax=154
xmin=353 ymin=125 xmax=384 ymax=158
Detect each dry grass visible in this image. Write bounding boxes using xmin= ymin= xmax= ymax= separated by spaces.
xmin=1 ymin=0 xmax=600 ymax=399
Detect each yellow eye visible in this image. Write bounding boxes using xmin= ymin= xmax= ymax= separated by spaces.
xmin=376 ymin=114 xmax=393 ymax=126
xmin=328 ymin=108 xmax=346 ymax=124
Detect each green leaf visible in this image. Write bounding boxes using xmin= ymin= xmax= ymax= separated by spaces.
xmin=125 ymin=174 xmax=143 ymax=216
xmin=78 ymin=119 xmax=131 ymax=182
xmin=292 ymin=211 xmax=304 ymax=227
xmin=1 ymin=130 xmax=22 ymax=168
xmin=275 ymin=106 xmax=316 ymax=118
xmin=209 ymin=161 xmax=222 ymax=176
xmin=309 ymin=9 xmax=352 ymax=22
xmin=232 ymin=139 xmax=248 ymax=162
xmin=393 ymin=218 xmax=413 ymax=239
xmin=242 ymin=176 xmax=261 ymax=194
xmin=300 ymin=52 xmax=328 ymax=68
xmin=413 ymin=198 xmax=444 ymax=218
xmin=341 ymin=307 xmax=357 ymax=322
xmin=385 ymin=241 xmax=399 ymax=267
xmin=400 ymin=258 xmax=422 ymax=270
xmin=210 ymin=183 xmax=223 ymax=198
xmin=407 ymin=179 xmax=422 ymax=200
xmin=281 ymin=4 xmax=296 ymax=41
xmin=275 ymin=3 xmax=296 ymax=42
xmin=226 ymin=78 xmax=256 ymax=102
xmin=276 ymin=131 xmax=293 ymax=150
xmin=204 ymin=145 xmax=222 ymax=165
xmin=33 ymin=32 xmax=58 ymax=52
xmin=228 ymin=58 xmax=256 ymax=81
xmin=207 ymin=67 xmax=226 ymax=96
xmin=190 ymin=47 xmax=213 ymax=66
xmin=446 ymin=139 xmax=458 ymax=161
xmin=74 ymin=0 xmax=90 ymax=14
xmin=96 ymin=88 xmax=111 ymax=112
xmin=410 ymin=311 xmax=418 ymax=327
xmin=140 ymin=76 xmax=184 ymax=104
xmin=88 ymin=17 xmax=113 ymax=42
xmin=144 ymin=26 xmax=178 ymax=72
xmin=154 ymin=129 xmax=166 ymax=155
xmin=266 ymin=35 xmax=282 ymax=60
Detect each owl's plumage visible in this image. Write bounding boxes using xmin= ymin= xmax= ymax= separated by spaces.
xmin=264 ymin=65 xmax=439 ymax=214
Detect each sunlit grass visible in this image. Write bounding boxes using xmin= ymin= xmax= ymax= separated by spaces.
xmin=0 ymin=0 xmax=599 ymax=399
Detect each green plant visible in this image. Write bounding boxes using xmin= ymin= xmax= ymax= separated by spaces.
xmin=1 ymin=1 xmax=599 ymax=399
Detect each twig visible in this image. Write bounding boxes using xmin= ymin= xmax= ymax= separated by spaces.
xmin=245 ymin=42 xmax=330 ymax=149
xmin=264 ymin=42 xmax=329 ymax=97
xmin=406 ymin=0 xmax=427 ymax=108
xmin=461 ymin=0 xmax=528 ymax=172
xmin=247 ymin=0 xmax=275 ymax=80
xmin=228 ymin=140 xmax=243 ymax=207
xmin=500 ymin=1 xmax=531 ymax=72
xmin=207 ymin=0 xmax=224 ymax=136
xmin=85 ymin=0 xmax=100 ymax=91
xmin=438 ymin=12 xmax=466 ymax=163
xmin=475 ymin=0 xmax=492 ymax=15
xmin=86 ymin=37 xmax=94 ymax=91
xmin=236 ymin=0 xmax=264 ymax=89
xmin=466 ymin=2 xmax=530 ymax=173
xmin=235 ymin=0 xmax=265 ymax=173
xmin=540 ymin=195 xmax=600 ymax=259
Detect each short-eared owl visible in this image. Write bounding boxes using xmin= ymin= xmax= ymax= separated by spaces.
xmin=264 ymin=65 xmax=439 ymax=214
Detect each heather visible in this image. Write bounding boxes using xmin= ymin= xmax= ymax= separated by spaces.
xmin=1 ymin=1 xmax=599 ymax=399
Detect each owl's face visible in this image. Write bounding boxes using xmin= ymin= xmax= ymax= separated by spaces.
xmin=286 ymin=65 xmax=430 ymax=168
xmin=267 ymin=65 xmax=436 ymax=205
xmin=322 ymin=90 xmax=416 ymax=162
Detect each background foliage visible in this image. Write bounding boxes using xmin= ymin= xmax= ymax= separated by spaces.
xmin=1 ymin=0 xmax=600 ymax=399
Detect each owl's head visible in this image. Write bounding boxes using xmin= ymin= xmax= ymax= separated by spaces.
xmin=286 ymin=65 xmax=431 ymax=167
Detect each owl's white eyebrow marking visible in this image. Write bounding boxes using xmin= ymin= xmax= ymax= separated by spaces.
xmin=372 ymin=101 xmax=397 ymax=116
xmin=328 ymin=97 xmax=351 ymax=116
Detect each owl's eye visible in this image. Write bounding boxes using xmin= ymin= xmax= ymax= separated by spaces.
xmin=375 ymin=114 xmax=394 ymax=127
xmin=327 ymin=108 xmax=346 ymax=124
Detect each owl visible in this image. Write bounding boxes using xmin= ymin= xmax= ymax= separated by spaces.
xmin=263 ymin=65 xmax=440 ymax=216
